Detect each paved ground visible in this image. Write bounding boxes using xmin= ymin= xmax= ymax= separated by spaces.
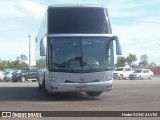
xmin=0 ymin=78 xmax=160 ymax=120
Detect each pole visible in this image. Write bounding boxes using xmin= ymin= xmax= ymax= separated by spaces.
xmin=28 ymin=34 xmax=31 ymax=68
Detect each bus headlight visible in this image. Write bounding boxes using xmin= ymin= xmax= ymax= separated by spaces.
xmin=48 ymin=77 xmax=65 ymax=83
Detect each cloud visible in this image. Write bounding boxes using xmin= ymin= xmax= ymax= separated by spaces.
xmin=0 ymin=0 xmax=43 ymax=64
xmin=0 ymin=41 xmax=35 ymax=61
xmin=106 ymin=0 xmax=160 ymax=19
xmin=112 ymin=20 xmax=160 ymax=64
xmin=0 ymin=0 xmax=22 ymax=18
xmin=0 ymin=0 xmax=160 ymax=65
xmin=106 ymin=0 xmax=160 ymax=10
xmin=14 ymin=0 xmax=47 ymax=20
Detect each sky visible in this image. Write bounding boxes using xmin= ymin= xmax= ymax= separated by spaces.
xmin=0 ymin=0 xmax=160 ymax=66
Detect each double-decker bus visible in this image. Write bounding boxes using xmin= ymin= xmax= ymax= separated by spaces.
xmin=36 ymin=4 xmax=122 ymax=97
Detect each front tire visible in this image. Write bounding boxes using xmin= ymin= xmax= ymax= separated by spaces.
xmin=21 ymin=76 xmax=26 ymax=82
xmin=42 ymin=79 xmax=53 ymax=97
xmin=39 ymin=83 xmax=42 ymax=90
xmin=149 ymin=75 xmax=153 ymax=80
xmin=119 ymin=75 xmax=123 ymax=80
xmin=85 ymin=92 xmax=103 ymax=97
xmin=138 ymin=76 xmax=142 ymax=80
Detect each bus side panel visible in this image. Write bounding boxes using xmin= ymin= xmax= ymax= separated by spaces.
xmin=36 ymin=11 xmax=48 ymax=85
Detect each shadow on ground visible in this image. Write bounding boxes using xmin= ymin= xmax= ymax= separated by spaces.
xmin=0 ymin=87 xmax=101 ymax=102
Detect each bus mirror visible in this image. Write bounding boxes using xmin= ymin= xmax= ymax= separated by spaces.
xmin=40 ymin=37 xmax=47 ymax=56
xmin=113 ymin=36 xmax=122 ymax=55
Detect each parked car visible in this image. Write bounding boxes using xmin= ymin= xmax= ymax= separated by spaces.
xmin=113 ymin=67 xmax=133 ymax=80
xmin=12 ymin=70 xmax=27 ymax=82
xmin=12 ymin=67 xmax=37 ymax=82
xmin=129 ymin=69 xmax=154 ymax=80
xmin=26 ymin=68 xmax=37 ymax=82
xmin=3 ymin=71 xmax=18 ymax=82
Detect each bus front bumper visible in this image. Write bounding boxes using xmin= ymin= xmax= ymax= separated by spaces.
xmin=46 ymin=81 xmax=113 ymax=93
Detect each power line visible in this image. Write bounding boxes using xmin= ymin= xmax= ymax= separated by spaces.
xmin=27 ymin=0 xmax=49 ymax=5
xmin=25 ymin=1 xmax=160 ymax=26
xmin=123 ymin=39 xmax=160 ymax=46
xmin=110 ymin=17 xmax=160 ymax=25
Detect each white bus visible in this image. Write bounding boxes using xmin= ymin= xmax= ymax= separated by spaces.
xmin=36 ymin=4 xmax=122 ymax=97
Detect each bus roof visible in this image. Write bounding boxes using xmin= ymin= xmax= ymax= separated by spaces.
xmin=48 ymin=4 xmax=106 ymax=9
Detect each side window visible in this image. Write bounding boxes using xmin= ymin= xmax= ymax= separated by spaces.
xmin=22 ymin=70 xmax=28 ymax=74
xmin=128 ymin=68 xmax=131 ymax=71
xmin=125 ymin=68 xmax=131 ymax=71
xmin=143 ymin=70 xmax=148 ymax=73
xmin=29 ymin=69 xmax=37 ymax=72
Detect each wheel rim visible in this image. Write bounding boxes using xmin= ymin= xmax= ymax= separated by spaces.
xmin=21 ymin=77 xmax=25 ymax=82
xmin=119 ymin=75 xmax=123 ymax=80
xmin=138 ymin=76 xmax=141 ymax=80
xmin=149 ymin=76 xmax=152 ymax=79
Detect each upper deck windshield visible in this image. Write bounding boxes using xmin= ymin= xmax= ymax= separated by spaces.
xmin=48 ymin=37 xmax=114 ymax=73
xmin=48 ymin=7 xmax=111 ymax=34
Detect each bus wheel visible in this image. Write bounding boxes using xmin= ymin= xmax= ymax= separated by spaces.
xmin=42 ymin=80 xmax=47 ymax=92
xmin=39 ymin=83 xmax=42 ymax=90
xmin=42 ymin=79 xmax=53 ymax=97
xmin=85 ymin=92 xmax=102 ymax=97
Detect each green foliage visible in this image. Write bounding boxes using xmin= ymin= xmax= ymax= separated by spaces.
xmin=126 ymin=54 xmax=137 ymax=66
xmin=0 ymin=54 xmax=28 ymax=70
xmin=140 ymin=54 xmax=148 ymax=66
xmin=149 ymin=62 xmax=157 ymax=67
xmin=115 ymin=53 xmax=156 ymax=68
xmin=115 ymin=56 xmax=126 ymax=67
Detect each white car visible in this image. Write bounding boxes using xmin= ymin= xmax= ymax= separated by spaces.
xmin=113 ymin=67 xmax=133 ymax=80
xmin=0 ymin=71 xmax=4 ymax=81
xmin=3 ymin=71 xmax=18 ymax=82
xmin=129 ymin=69 xmax=154 ymax=80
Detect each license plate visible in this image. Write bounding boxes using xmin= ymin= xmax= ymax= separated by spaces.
xmin=76 ymin=86 xmax=87 ymax=91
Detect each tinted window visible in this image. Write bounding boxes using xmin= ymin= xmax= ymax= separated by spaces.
xmin=28 ymin=69 xmax=37 ymax=72
xmin=48 ymin=37 xmax=113 ymax=73
xmin=21 ymin=70 xmax=28 ymax=73
xmin=133 ymin=70 xmax=142 ymax=73
xmin=115 ymin=68 xmax=124 ymax=71
xmin=127 ymin=68 xmax=131 ymax=71
xmin=144 ymin=70 xmax=149 ymax=73
xmin=48 ymin=7 xmax=111 ymax=34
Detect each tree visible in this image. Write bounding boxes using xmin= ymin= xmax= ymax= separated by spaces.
xmin=126 ymin=54 xmax=137 ymax=67
xmin=0 ymin=54 xmax=28 ymax=70
xmin=20 ymin=54 xmax=28 ymax=62
xmin=16 ymin=54 xmax=28 ymax=63
xmin=140 ymin=54 xmax=148 ymax=66
xmin=115 ymin=56 xmax=126 ymax=67
xmin=149 ymin=62 xmax=157 ymax=67
xmin=15 ymin=54 xmax=28 ymax=69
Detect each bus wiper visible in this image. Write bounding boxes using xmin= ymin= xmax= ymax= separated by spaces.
xmin=101 ymin=65 xmax=113 ymax=71
xmin=66 ymin=65 xmax=80 ymax=71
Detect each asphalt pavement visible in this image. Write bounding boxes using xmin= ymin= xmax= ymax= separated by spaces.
xmin=0 ymin=78 xmax=160 ymax=120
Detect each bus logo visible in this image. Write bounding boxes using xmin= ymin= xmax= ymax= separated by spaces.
xmin=80 ymin=77 xmax=85 ymax=82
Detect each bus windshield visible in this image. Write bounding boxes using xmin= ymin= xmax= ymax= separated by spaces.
xmin=49 ymin=37 xmax=114 ymax=73
xmin=48 ymin=7 xmax=111 ymax=34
